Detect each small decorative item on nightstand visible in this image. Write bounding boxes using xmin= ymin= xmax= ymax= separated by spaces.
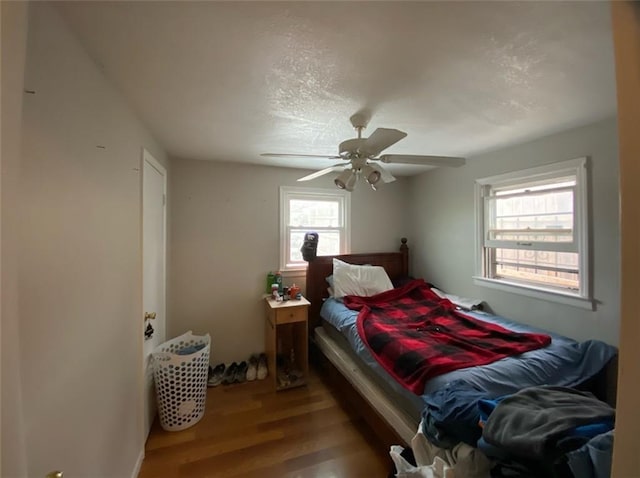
xmin=266 ymin=271 xmax=275 ymax=294
xmin=289 ymin=284 xmax=300 ymax=300
xmin=274 ymin=271 xmax=283 ymax=293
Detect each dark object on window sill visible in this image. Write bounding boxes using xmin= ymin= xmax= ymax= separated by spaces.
xmin=301 ymin=231 xmax=319 ymax=262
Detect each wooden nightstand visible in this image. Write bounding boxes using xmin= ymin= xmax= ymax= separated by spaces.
xmin=264 ymin=296 xmax=310 ymax=391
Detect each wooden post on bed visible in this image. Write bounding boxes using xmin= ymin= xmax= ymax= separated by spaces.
xmin=400 ymin=237 xmax=408 ymax=277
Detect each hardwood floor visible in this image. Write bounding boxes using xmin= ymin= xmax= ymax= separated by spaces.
xmin=139 ymin=367 xmax=393 ymax=478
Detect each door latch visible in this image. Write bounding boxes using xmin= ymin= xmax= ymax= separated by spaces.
xmin=144 ymin=312 xmax=156 ymax=321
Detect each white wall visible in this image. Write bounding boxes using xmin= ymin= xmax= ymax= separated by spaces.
xmin=18 ymin=3 xmax=168 ymax=477
xmin=1 ymin=2 xmax=29 ymax=476
xmin=169 ymin=158 xmax=410 ymax=364
xmin=409 ymin=118 xmax=620 ymax=345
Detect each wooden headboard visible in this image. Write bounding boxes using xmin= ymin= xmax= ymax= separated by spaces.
xmin=305 ymin=238 xmax=409 ymax=331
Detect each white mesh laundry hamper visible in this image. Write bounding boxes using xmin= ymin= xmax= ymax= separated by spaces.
xmin=152 ymin=331 xmax=210 ymax=431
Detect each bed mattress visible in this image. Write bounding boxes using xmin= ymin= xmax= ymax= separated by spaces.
xmin=320 ymin=296 xmax=617 ymax=398
xmin=320 ymin=296 xmax=617 ymax=448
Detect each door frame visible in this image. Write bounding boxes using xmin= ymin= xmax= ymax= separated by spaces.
xmin=611 ymin=1 xmax=640 ymax=475
xmin=139 ymin=148 xmax=167 ymax=458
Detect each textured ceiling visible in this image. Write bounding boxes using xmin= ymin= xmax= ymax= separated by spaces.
xmin=56 ymin=1 xmax=616 ymax=176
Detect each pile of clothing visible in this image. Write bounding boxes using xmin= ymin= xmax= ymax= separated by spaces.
xmin=479 ymin=386 xmax=614 ymax=477
xmin=409 ymin=385 xmax=615 ymax=478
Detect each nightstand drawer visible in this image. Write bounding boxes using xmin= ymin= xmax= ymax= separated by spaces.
xmin=276 ymin=306 xmax=307 ymax=324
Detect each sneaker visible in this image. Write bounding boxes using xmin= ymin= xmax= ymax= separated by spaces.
xmin=235 ymin=361 xmax=248 ymax=383
xmin=257 ymin=353 xmax=268 ymax=380
xmin=222 ymin=362 xmax=238 ymax=385
xmin=246 ymin=355 xmax=258 ymax=381
xmin=207 ymin=363 xmax=225 ymax=387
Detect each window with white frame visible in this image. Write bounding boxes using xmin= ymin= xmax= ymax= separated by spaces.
xmin=475 ymin=158 xmax=590 ymax=303
xmin=280 ymin=187 xmax=350 ymax=271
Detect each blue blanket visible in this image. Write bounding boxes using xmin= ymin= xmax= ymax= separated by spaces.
xmin=567 ymin=431 xmax=614 ymax=478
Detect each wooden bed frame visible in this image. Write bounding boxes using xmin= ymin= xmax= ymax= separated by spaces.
xmin=305 ymin=238 xmax=411 ymax=447
xmin=305 ymin=237 xmax=618 ymax=449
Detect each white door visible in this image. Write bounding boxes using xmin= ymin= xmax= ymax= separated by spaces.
xmin=142 ymin=149 xmax=167 ymax=438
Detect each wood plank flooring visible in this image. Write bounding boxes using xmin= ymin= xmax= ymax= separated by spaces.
xmin=139 ymin=367 xmax=393 ymax=478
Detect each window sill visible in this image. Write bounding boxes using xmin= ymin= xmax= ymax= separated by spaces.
xmin=282 ymin=269 xmax=306 ymax=279
xmin=472 ymin=276 xmax=594 ymax=310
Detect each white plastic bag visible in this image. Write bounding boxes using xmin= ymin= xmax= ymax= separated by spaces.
xmin=390 ymin=446 xmax=455 ymax=478
xmin=411 ymin=419 xmax=492 ymax=478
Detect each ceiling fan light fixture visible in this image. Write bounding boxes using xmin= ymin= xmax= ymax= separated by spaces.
xmin=362 ymin=164 xmax=381 ymax=186
xmin=334 ymin=169 xmax=354 ymax=190
xmin=345 ymin=170 xmax=358 ymax=191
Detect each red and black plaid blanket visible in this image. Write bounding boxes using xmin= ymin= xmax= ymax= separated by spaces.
xmin=344 ymin=280 xmax=551 ymax=394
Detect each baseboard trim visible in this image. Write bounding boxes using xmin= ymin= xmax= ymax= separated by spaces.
xmin=131 ymin=448 xmax=144 ymax=478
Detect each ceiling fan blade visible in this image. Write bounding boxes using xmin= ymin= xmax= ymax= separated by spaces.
xmin=297 ymin=164 xmax=345 ymax=182
xmin=378 ymin=154 xmax=466 ymax=167
xmin=369 ymin=163 xmax=396 ymax=183
xmin=360 ymin=128 xmax=407 ymax=157
xmin=261 ymin=153 xmax=342 ymax=159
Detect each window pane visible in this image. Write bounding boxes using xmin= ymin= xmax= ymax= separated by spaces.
xmin=495 ymin=179 xmax=575 ymax=195
xmin=289 ymin=230 xmax=341 ymax=263
xmin=477 ymin=159 xmax=588 ymax=299
xmin=494 ymin=248 xmax=579 ymax=289
xmin=290 ymin=200 xmax=340 ymax=227
xmin=489 ymin=189 xmax=574 ymax=243
xmin=317 ymin=231 xmax=341 ymax=256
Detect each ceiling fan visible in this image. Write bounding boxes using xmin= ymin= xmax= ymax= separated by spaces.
xmin=261 ymin=113 xmax=466 ymax=191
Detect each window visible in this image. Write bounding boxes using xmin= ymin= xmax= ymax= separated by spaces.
xmin=280 ymin=187 xmax=350 ymax=271
xmin=474 ymin=158 xmax=591 ymax=307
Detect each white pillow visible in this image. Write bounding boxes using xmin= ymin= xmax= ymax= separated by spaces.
xmin=332 ymin=258 xmax=394 ymax=298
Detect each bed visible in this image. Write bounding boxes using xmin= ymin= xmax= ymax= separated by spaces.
xmin=306 ymin=239 xmax=618 ymax=452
